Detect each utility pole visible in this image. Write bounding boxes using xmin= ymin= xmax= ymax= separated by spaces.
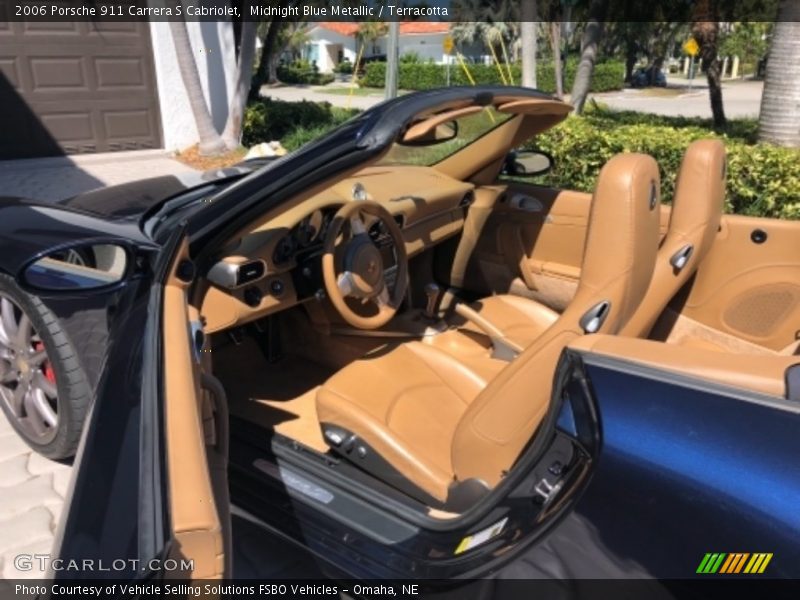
xmin=520 ymin=1 xmax=538 ymax=88
xmin=385 ymin=21 xmax=400 ymax=99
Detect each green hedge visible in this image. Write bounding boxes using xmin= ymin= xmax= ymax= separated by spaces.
xmin=277 ymin=61 xmax=335 ymax=85
xmin=530 ymin=107 xmax=800 ymax=219
xmin=241 ymin=100 xmax=799 ymax=220
xmin=361 ymin=60 xmax=625 ymax=94
xmin=242 ymin=98 xmax=359 ymax=148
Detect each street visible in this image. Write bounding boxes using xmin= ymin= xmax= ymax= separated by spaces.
xmin=262 ymin=78 xmax=765 ymax=120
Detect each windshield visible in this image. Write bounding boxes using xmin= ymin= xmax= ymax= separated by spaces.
xmin=379 ymin=106 xmax=513 ymax=167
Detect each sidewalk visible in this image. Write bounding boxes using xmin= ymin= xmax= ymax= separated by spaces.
xmin=0 ymin=150 xmax=196 ymax=203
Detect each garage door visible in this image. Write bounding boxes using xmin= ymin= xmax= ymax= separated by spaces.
xmin=0 ymin=21 xmax=162 ymax=159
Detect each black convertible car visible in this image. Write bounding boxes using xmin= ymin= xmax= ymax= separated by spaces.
xmin=1 ymin=86 xmax=798 ymax=584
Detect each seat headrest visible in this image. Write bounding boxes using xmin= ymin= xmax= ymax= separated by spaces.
xmin=668 ymin=139 xmax=726 ymax=256
xmin=576 ymin=153 xmax=662 ymax=331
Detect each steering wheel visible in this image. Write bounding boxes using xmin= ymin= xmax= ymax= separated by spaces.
xmin=322 ymin=201 xmax=408 ymax=329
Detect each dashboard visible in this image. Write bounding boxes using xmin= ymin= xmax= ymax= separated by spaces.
xmin=200 ymin=166 xmax=475 ymax=333
xmin=272 ymin=207 xmax=337 ymax=266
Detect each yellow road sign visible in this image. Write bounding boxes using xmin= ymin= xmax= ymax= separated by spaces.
xmin=683 ymin=37 xmax=700 ymax=56
xmin=443 ymin=35 xmax=454 ymax=54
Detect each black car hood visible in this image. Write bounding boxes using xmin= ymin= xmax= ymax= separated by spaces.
xmin=55 ymin=165 xmax=257 ymax=220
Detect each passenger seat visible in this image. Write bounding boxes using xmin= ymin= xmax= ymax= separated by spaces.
xmin=466 ymin=139 xmax=726 ymax=346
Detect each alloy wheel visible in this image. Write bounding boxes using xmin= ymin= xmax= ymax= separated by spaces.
xmin=0 ymin=294 xmax=59 ymax=444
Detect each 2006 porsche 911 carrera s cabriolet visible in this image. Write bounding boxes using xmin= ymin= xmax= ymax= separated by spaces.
xmin=1 ymin=86 xmax=799 ymax=584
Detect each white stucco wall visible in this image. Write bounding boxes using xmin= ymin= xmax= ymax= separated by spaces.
xmin=306 ymin=29 xmax=357 ymax=73
xmin=400 ymin=34 xmax=447 ymax=63
xmin=149 ymin=19 xmax=237 ymax=151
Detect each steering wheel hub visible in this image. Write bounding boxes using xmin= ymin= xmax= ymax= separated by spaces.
xmin=345 ymin=239 xmax=384 ymax=294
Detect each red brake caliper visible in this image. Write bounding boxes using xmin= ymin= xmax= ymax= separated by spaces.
xmin=33 ymin=341 xmax=56 ymax=384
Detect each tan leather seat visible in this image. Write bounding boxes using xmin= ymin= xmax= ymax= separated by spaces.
xmin=474 ymin=138 xmax=726 ymax=346
xmin=457 ymin=294 xmax=559 ymax=348
xmin=316 ymin=154 xmax=661 ymax=506
xmin=620 ymin=139 xmax=726 ymax=337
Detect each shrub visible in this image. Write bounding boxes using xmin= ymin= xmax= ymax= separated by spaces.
xmin=334 ymin=59 xmax=353 ymax=75
xmin=242 ymin=98 xmax=359 ymax=147
xmin=529 ymin=107 xmax=800 ymax=219
xmin=362 ymin=59 xmax=625 ymax=94
xmin=277 ymin=60 xmax=335 ymax=85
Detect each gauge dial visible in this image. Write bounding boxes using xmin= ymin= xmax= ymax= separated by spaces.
xmin=272 ymin=235 xmax=296 ymax=265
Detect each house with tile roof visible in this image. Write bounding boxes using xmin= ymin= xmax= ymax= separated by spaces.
xmin=304 ymin=22 xmax=486 ymax=73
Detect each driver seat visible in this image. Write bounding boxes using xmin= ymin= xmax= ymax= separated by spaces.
xmin=316 ymin=154 xmax=661 ymax=507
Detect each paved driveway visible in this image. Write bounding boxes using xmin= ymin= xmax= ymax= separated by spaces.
xmin=0 ymin=149 xmax=195 ymax=203
xmin=0 ymin=413 xmax=71 ymax=579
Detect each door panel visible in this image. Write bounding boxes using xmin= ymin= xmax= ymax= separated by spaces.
xmin=675 ymin=215 xmax=800 ymax=352
xmin=560 ymin=338 xmax=800 ymax=578
xmin=163 ymin=241 xmax=230 ymax=580
xmin=465 ymin=182 xmax=670 ymax=311
xmin=570 ymin=335 xmax=797 ymax=399
xmin=466 ymin=184 xmax=592 ymax=311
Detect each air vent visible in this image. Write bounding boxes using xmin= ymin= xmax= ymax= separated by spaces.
xmin=236 ymin=260 xmax=266 ymax=286
xmin=459 ymin=191 xmax=475 ymax=207
xmin=207 ymin=259 xmax=267 ymax=290
xmin=394 ymin=214 xmax=405 ymax=229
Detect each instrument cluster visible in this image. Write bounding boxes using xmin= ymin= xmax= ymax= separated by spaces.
xmin=272 ymin=207 xmax=338 ymax=266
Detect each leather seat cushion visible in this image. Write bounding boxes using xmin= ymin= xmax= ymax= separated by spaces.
xmin=316 ymin=341 xmax=490 ymax=502
xmin=464 ymin=294 xmax=559 ymax=348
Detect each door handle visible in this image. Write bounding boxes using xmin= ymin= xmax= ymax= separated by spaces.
xmin=669 ymin=244 xmax=694 ymax=271
xmin=508 ymin=194 xmax=544 ymax=213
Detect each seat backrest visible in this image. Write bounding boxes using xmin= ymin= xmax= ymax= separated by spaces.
xmin=620 ymin=139 xmax=726 ymax=337
xmin=451 ymin=153 xmax=661 ymax=487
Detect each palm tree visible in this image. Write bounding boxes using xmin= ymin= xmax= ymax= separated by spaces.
xmin=691 ymin=18 xmax=726 ymax=129
xmin=570 ymin=0 xmax=608 ymax=115
xmin=168 ymin=19 xmax=226 ymax=156
xmin=222 ymin=9 xmax=257 ymax=151
xmin=550 ymin=22 xmax=563 ymax=98
xmin=356 ymin=22 xmax=388 ymax=57
xmin=282 ymin=23 xmax=311 ymax=62
xmin=758 ymin=0 xmax=800 ymax=147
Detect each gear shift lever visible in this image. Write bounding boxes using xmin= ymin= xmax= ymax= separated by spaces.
xmin=424 ymin=283 xmax=442 ymax=320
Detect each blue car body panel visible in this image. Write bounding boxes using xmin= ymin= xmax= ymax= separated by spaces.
xmin=534 ymin=354 xmax=800 ymax=579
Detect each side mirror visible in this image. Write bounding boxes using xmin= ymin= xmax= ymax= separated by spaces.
xmin=23 ymin=243 xmax=129 ymax=292
xmin=503 ymin=149 xmax=554 ymax=177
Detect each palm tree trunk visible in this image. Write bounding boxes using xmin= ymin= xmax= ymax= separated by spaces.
xmin=550 ymin=22 xmax=563 ymax=98
xmin=255 ymin=19 xmax=283 ymax=89
xmin=692 ymin=21 xmax=726 ymax=129
xmin=625 ymin=38 xmax=637 ymax=83
xmin=222 ymin=14 xmax=257 ymax=151
xmin=168 ymin=19 xmax=226 ymax=156
xmin=520 ymin=1 xmax=537 ymax=88
xmin=758 ymin=1 xmax=800 ymax=147
xmin=570 ymin=20 xmax=605 ymax=114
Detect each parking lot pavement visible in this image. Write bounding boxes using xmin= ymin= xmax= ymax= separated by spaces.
xmin=0 ymin=150 xmax=196 ymax=203
xmin=0 ymin=414 xmax=72 ymax=579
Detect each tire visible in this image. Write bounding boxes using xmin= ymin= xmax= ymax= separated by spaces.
xmin=0 ymin=274 xmax=92 ymax=459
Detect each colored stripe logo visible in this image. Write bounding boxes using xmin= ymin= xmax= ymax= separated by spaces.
xmin=697 ymin=552 xmax=773 ymax=574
